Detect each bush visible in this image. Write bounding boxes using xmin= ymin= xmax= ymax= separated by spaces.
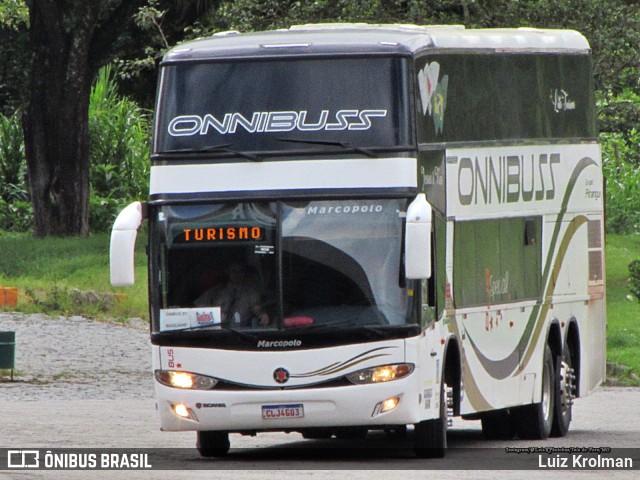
xmin=597 ymin=90 xmax=640 ymax=234
xmin=630 ymin=260 xmax=640 ymax=301
xmin=0 ymin=111 xmax=32 ymax=231
xmin=89 ymin=65 xmax=150 ymax=232
xmin=598 ymin=89 xmax=640 ymax=135
xmin=600 ymin=129 xmax=640 ymax=234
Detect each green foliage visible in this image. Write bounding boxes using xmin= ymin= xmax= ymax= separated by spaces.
xmin=476 ymin=0 xmax=640 ymax=94
xmin=598 ymin=89 xmax=640 ymax=135
xmin=0 ymin=1 xmax=29 ymax=115
xmin=133 ymin=0 xmax=169 ymax=48
xmin=629 ymin=260 xmax=640 ymax=301
xmin=0 ymin=112 xmax=26 ymax=196
xmin=600 ymin=127 xmax=640 ymax=234
xmin=88 ymin=65 xmax=151 ymax=232
xmin=0 ymin=1 xmax=28 ymax=29
xmin=0 ymin=111 xmax=31 ymax=231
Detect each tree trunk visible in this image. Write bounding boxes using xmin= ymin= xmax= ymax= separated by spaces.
xmin=23 ymin=77 xmax=92 ymax=237
xmin=23 ymin=1 xmax=94 ymax=237
xmin=22 ymin=0 xmax=215 ymax=236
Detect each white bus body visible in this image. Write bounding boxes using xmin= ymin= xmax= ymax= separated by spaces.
xmin=111 ymin=24 xmax=606 ymax=458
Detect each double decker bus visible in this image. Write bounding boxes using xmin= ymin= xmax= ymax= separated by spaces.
xmin=110 ymin=24 xmax=606 ymax=458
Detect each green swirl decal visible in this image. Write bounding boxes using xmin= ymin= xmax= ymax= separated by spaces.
xmin=460 ymin=156 xmax=596 ymax=409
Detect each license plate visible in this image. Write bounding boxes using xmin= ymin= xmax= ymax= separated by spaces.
xmin=262 ymin=404 xmax=304 ymax=420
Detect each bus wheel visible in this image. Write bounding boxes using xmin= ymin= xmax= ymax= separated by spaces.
xmin=515 ymin=345 xmax=555 ymax=440
xmin=551 ymin=343 xmax=575 ymax=437
xmin=335 ymin=427 xmax=368 ymax=439
xmin=481 ymin=409 xmax=515 ymax=440
xmin=197 ymin=431 xmax=230 ymax=457
xmin=385 ymin=425 xmax=407 ymax=438
xmin=414 ymin=381 xmax=449 ymax=458
xmin=301 ymin=428 xmax=333 ymax=439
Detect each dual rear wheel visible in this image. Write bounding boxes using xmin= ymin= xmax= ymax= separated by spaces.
xmin=480 ymin=344 xmax=575 ymax=441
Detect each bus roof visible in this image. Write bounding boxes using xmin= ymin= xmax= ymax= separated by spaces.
xmin=163 ymin=24 xmax=591 ymax=63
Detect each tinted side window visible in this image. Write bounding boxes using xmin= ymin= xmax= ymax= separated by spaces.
xmin=415 ymin=53 xmax=596 ymax=143
xmin=453 ymin=217 xmax=541 ymax=308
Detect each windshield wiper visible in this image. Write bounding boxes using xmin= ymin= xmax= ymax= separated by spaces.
xmin=277 ymin=138 xmax=378 ymax=158
xmin=169 ymin=322 xmax=258 ymax=342
xmin=163 ymin=143 xmax=262 ymax=162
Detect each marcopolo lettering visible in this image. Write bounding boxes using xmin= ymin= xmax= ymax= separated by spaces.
xmin=306 ymin=204 xmax=384 ymax=215
xmin=168 ymin=109 xmax=388 ymax=136
xmin=257 ymin=340 xmax=302 ymax=348
xmin=455 ymin=153 xmax=560 ymax=206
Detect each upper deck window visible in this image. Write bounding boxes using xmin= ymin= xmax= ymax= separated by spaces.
xmin=415 ymin=53 xmax=597 ymax=143
xmin=154 ymin=57 xmax=410 ymax=156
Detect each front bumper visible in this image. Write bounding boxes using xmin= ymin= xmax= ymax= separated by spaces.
xmin=155 ymin=377 xmax=425 ymax=432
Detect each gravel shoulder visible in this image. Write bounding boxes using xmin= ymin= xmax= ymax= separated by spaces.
xmin=0 ymin=313 xmax=152 ymax=400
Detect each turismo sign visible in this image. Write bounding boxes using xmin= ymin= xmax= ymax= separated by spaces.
xmin=175 ymin=226 xmax=265 ymax=243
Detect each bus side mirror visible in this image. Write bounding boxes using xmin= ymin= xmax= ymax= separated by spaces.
xmin=405 ymin=194 xmax=432 ymax=280
xmin=110 ymin=201 xmax=145 ymax=286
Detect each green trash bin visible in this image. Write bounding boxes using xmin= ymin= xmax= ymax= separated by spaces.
xmin=0 ymin=331 xmax=16 ymax=380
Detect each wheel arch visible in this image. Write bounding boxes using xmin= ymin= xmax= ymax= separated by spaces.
xmin=547 ymin=318 xmax=563 ymax=360
xmin=565 ymin=317 xmax=581 ymax=397
xmin=442 ymin=335 xmax=462 ymax=416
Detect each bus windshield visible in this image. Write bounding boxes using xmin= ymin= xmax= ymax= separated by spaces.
xmin=150 ymin=199 xmax=416 ymax=333
xmin=153 ymin=57 xmax=410 ymax=155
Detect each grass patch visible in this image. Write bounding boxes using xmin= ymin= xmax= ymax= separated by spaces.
xmin=605 ymin=233 xmax=640 ymax=385
xmin=0 ymin=231 xmax=148 ymax=322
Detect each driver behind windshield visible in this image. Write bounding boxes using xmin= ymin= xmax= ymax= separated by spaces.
xmin=194 ymin=262 xmax=270 ymax=327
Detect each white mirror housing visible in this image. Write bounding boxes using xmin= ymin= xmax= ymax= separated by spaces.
xmin=405 ymin=193 xmax=432 ymax=279
xmin=110 ymin=201 xmax=145 ymax=286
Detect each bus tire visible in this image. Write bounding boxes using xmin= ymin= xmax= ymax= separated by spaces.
xmin=551 ymin=343 xmax=574 ymax=437
xmin=301 ymin=428 xmax=333 ymax=439
xmin=414 ymin=380 xmax=448 ymax=458
xmin=515 ymin=345 xmax=555 ymax=440
xmin=481 ymin=409 xmax=515 ymax=440
xmin=335 ymin=427 xmax=368 ymax=439
xmin=196 ymin=431 xmax=230 ymax=457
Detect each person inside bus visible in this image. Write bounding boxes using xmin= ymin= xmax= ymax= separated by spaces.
xmin=194 ymin=262 xmax=270 ymax=328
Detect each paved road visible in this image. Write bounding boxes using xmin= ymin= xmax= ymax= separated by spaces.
xmin=1 ymin=314 xmax=638 ymax=479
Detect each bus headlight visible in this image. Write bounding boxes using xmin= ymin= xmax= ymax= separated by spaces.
xmin=155 ymin=370 xmax=218 ymax=390
xmin=172 ymin=403 xmax=199 ymax=421
xmin=346 ymin=363 xmax=414 ymax=385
